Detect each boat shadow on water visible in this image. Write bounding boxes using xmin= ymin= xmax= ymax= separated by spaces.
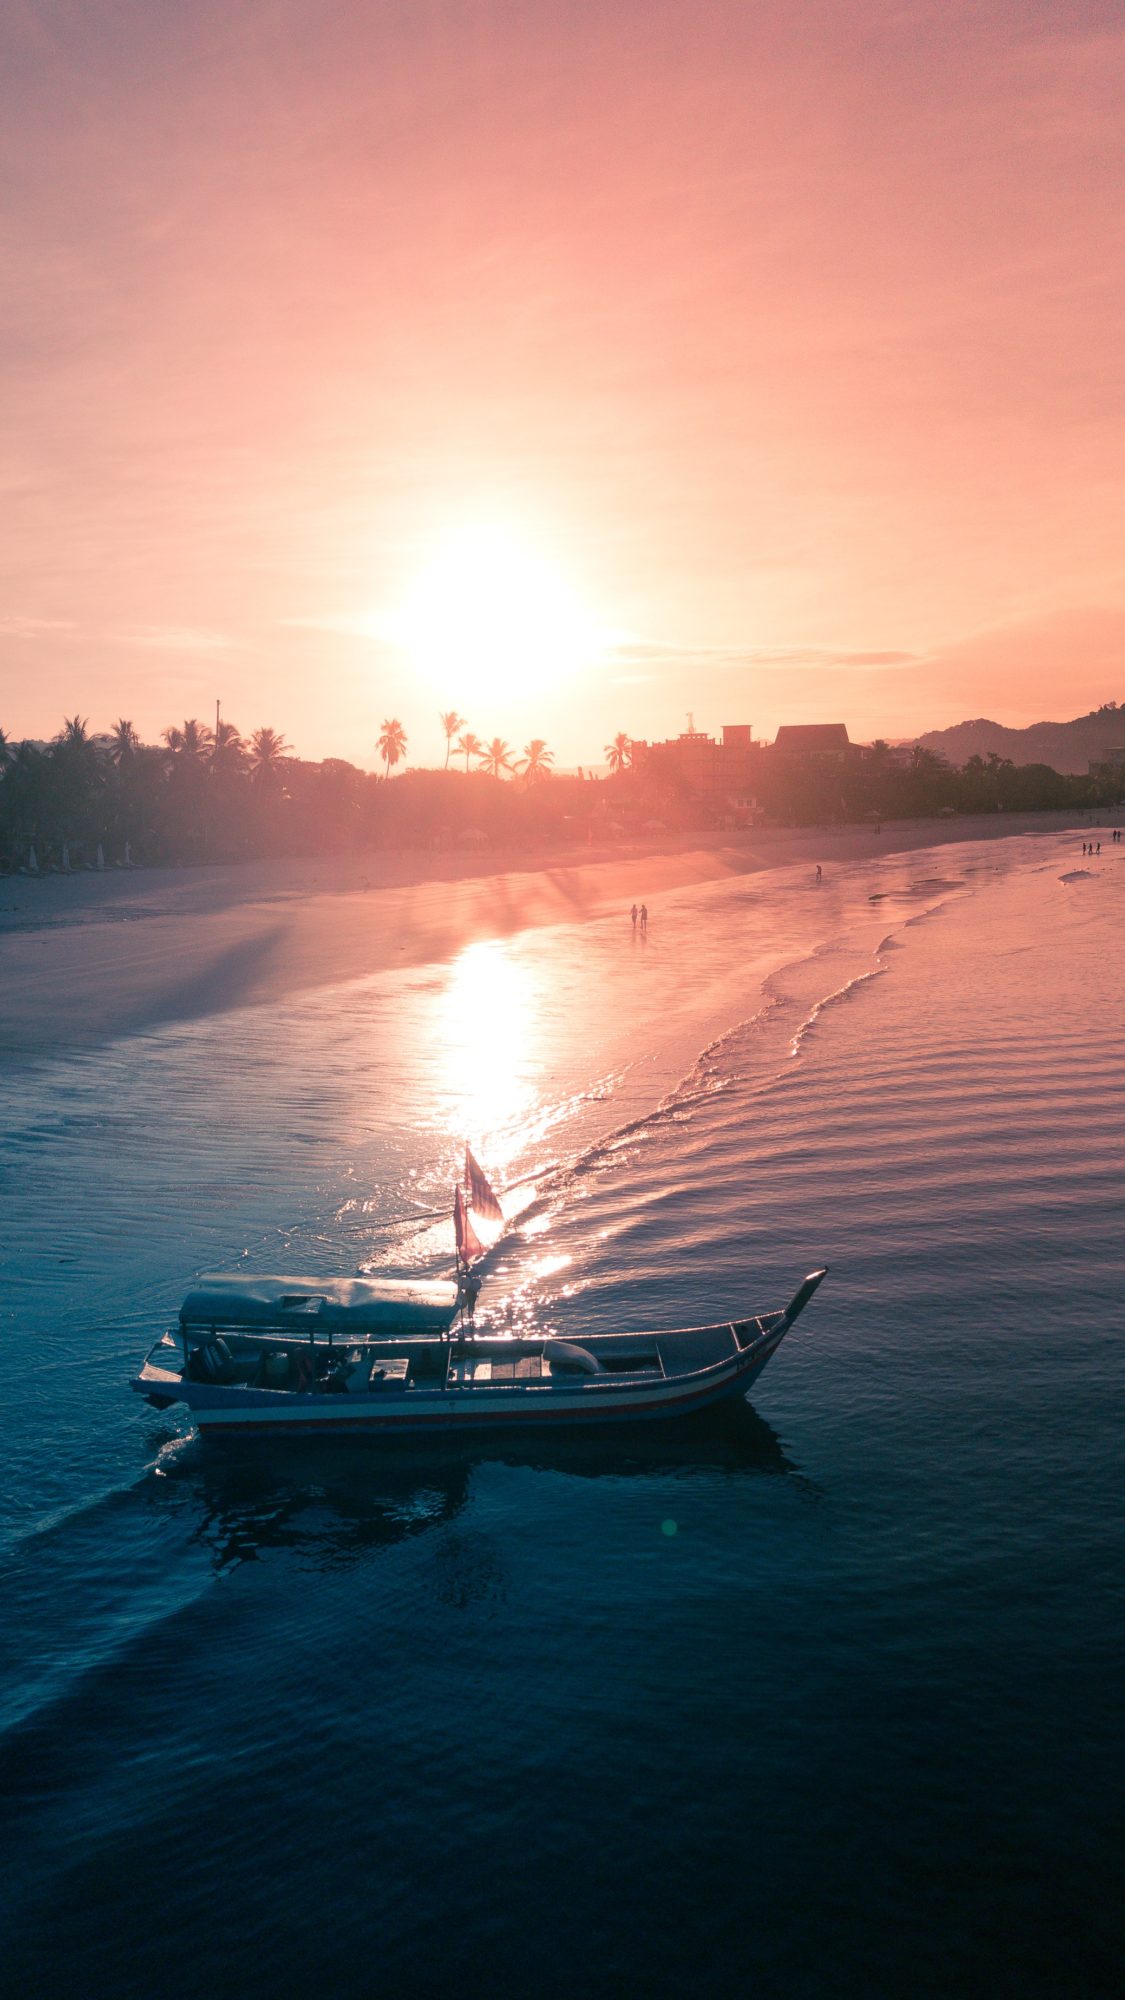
xmin=146 ymin=1399 xmax=804 ymax=1575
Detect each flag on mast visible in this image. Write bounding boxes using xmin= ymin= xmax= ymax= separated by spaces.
xmin=454 ymin=1185 xmax=483 ymax=1265
xmin=464 ymin=1145 xmax=503 ymax=1221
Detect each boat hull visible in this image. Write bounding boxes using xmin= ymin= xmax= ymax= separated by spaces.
xmin=147 ymin=1327 xmax=790 ymax=1439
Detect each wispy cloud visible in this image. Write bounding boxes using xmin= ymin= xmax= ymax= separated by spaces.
xmin=115 ymin=627 xmax=237 ymax=654
xmin=281 ymin=611 xmax=388 ymax=641
xmin=0 ymin=615 xmax=75 ymax=638
xmin=607 ymin=638 xmax=917 ymax=673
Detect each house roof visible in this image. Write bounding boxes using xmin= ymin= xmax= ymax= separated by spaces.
xmin=772 ymin=724 xmax=851 ymax=755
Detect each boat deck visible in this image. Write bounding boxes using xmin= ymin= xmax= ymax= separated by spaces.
xmin=447 ymin=1352 xmax=546 ymax=1385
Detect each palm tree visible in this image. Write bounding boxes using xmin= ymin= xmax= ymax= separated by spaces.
xmin=377 ymin=717 xmax=407 ymax=779
xmin=456 ymin=731 xmax=484 ymax=773
xmin=209 ymin=718 xmax=245 ymax=776
xmin=53 ymin=713 xmax=107 ymax=778
xmin=440 ymin=711 xmax=465 ymax=770
xmin=108 ymin=718 xmax=139 ymax=764
xmin=0 ymin=728 xmax=15 ymax=772
xmin=605 ymin=732 xmax=632 ymax=774
xmin=57 ymin=714 xmax=93 ymax=751
xmin=247 ymin=726 xmax=290 ymax=789
xmin=48 ymin=716 xmax=106 ymax=855
xmin=481 ymin=737 xmax=514 ymax=779
xmin=163 ymin=718 xmax=214 ymax=764
xmin=519 ymin=739 xmax=554 ymax=784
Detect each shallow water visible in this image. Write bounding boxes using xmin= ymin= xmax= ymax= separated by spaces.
xmin=1 ymin=831 xmax=1123 ymax=1997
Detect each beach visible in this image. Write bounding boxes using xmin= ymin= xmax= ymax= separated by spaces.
xmin=0 ymin=808 xmax=1098 ymax=1060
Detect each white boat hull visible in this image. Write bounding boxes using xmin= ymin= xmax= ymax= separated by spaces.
xmin=187 ymin=1330 xmax=782 ymax=1435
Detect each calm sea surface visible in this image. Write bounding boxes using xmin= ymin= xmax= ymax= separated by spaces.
xmin=1 ymin=831 xmax=1122 ymax=1998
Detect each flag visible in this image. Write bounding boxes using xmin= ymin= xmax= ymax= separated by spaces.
xmin=465 ymin=1145 xmax=503 ymax=1221
xmin=454 ymin=1185 xmax=483 ymax=1265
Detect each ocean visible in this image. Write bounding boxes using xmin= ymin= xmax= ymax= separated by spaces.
xmin=1 ymin=828 xmax=1122 ymax=1999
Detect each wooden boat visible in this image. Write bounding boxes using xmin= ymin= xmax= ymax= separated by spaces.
xmin=132 ymin=1268 xmax=827 ymax=1438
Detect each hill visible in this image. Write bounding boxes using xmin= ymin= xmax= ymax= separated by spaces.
xmin=915 ymin=703 xmax=1125 ymax=773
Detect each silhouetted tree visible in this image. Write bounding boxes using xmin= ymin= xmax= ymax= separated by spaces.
xmin=481 ymin=737 xmax=514 ymax=778
xmin=209 ymin=719 xmax=246 ymax=775
xmin=163 ymin=718 xmax=214 ymax=765
xmin=440 ymin=711 xmax=465 ymax=769
xmin=456 ymin=731 xmax=484 ymax=773
xmin=605 ymin=732 xmax=631 ymax=773
xmin=248 ymin=727 xmax=290 ymax=789
xmin=519 ymin=739 xmax=554 ymax=784
xmin=108 ymin=718 xmax=139 ymax=764
xmin=377 ymin=717 xmax=407 ymax=779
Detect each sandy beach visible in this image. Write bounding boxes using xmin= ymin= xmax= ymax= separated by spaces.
xmin=0 ymin=808 xmax=1098 ymax=1061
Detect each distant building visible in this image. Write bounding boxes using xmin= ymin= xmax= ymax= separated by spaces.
xmin=772 ymin=724 xmax=852 ymax=763
xmin=630 ymin=722 xmax=761 ymax=816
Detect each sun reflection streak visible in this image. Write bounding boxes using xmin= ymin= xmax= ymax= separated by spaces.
xmin=434 ymin=939 xmax=540 ymax=1171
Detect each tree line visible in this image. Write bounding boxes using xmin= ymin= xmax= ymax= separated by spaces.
xmin=0 ymin=712 xmax=571 ymax=871
xmin=0 ymin=715 xmax=1118 ymax=874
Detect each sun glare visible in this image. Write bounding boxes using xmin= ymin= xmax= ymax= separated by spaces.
xmin=386 ymin=524 xmax=602 ymax=703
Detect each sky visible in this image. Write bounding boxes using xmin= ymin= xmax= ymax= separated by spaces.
xmin=2 ymin=0 xmax=1123 ymax=767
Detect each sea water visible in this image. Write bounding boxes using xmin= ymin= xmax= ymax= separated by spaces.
xmin=0 ymin=831 xmax=1122 ymax=1998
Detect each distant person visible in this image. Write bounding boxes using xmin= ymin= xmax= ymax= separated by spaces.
xmin=630 ymin=903 xmax=638 ymax=928
xmin=1097 ymin=841 xmax=1101 ymax=854
xmin=815 ymin=864 xmax=822 ymax=883
xmin=640 ymin=904 xmax=648 ymax=933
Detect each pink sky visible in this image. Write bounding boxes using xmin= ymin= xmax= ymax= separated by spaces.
xmin=2 ymin=0 xmax=1123 ymax=766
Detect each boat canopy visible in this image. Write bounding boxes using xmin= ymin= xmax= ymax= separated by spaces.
xmin=180 ymin=1273 xmax=460 ymax=1335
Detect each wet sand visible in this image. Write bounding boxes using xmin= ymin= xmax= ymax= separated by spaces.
xmin=0 ymin=809 xmax=1098 ymax=1060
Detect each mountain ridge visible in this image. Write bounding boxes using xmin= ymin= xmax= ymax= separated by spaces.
xmin=915 ymin=704 xmax=1125 ymax=773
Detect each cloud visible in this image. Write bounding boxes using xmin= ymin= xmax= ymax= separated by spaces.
xmin=607 ymin=637 xmax=917 ymax=673
xmin=115 ymin=627 xmax=237 ymax=654
xmin=0 ymin=615 xmax=75 ymax=637
xmin=281 ymin=611 xmax=384 ymax=638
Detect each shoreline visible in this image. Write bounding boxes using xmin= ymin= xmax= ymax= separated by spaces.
xmin=0 ymin=809 xmax=1102 ymax=1062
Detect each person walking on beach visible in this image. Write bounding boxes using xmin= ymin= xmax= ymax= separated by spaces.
xmin=815 ymin=864 xmax=822 ymax=883
xmin=631 ymin=903 xmax=638 ymax=929
xmin=640 ymin=903 xmax=648 ymax=933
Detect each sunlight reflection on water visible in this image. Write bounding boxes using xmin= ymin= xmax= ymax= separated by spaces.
xmin=433 ymin=937 xmax=540 ymax=1160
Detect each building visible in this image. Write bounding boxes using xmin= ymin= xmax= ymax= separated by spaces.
xmin=771 ymin=724 xmax=853 ymax=763
xmin=629 ymin=722 xmax=762 ymax=815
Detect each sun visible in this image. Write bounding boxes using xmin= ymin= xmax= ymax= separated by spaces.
xmin=385 ymin=524 xmax=601 ymax=704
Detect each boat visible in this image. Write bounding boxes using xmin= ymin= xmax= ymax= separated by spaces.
xmin=131 ymin=1267 xmax=828 ymax=1438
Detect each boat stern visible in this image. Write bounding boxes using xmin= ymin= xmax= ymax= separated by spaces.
xmin=132 ymin=1334 xmax=187 ymax=1411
